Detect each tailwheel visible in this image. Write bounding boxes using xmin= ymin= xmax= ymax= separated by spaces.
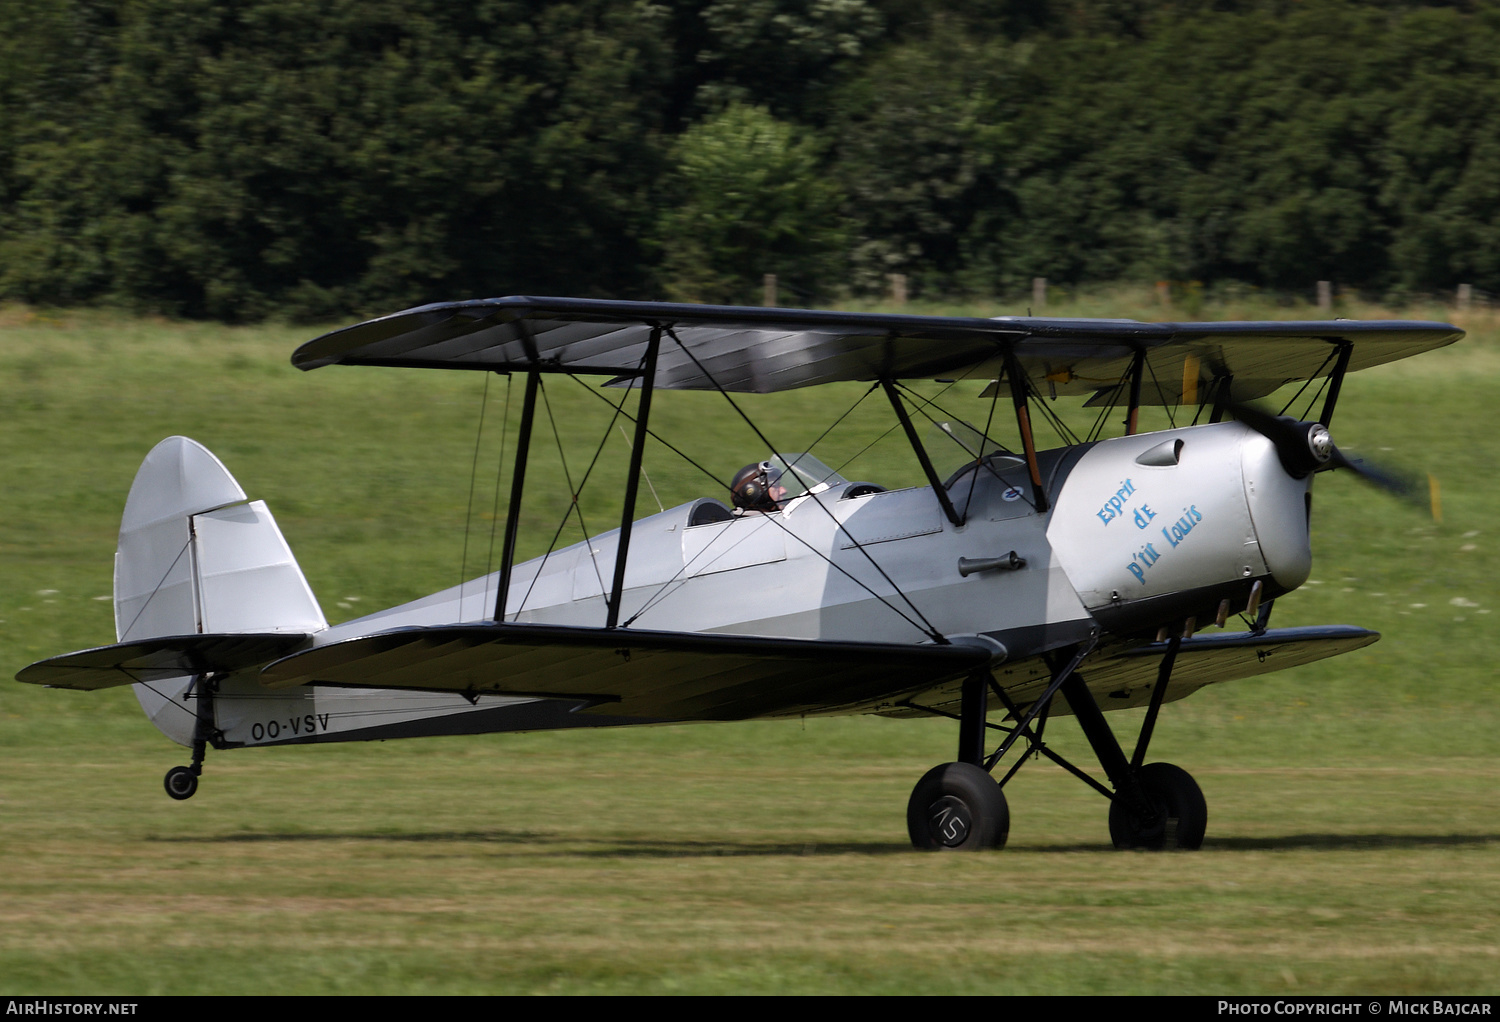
xmin=1108 ymin=762 xmax=1206 ymax=850
xmin=163 ymin=765 xmax=199 ymax=801
xmin=165 ymin=672 xmax=215 ymax=802
xmin=907 ymin=762 xmax=1010 ymax=851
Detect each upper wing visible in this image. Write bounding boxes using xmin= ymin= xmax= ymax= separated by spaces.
xmin=292 ymin=296 xmax=1461 ymax=402
xmin=259 ymin=622 xmax=993 ymax=721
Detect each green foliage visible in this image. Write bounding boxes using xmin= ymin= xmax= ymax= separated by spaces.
xmin=690 ymin=0 xmax=887 ymax=121
xmin=8 ymin=1 xmax=1500 ymax=313
xmin=1 ymin=0 xmax=674 ymax=319
xmin=655 ymin=102 xmax=846 ymax=304
xmin=829 ymin=25 xmax=1027 ymax=296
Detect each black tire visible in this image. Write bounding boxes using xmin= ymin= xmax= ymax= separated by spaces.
xmin=163 ymin=766 xmax=198 ymax=801
xmin=907 ymin=762 xmax=1009 ymax=851
xmin=1108 ymin=762 xmax=1206 ymax=850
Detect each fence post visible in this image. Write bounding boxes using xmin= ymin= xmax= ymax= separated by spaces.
xmin=1317 ymin=281 xmax=1332 ymax=311
xmin=1032 ymin=277 xmax=1047 ymax=310
xmin=1457 ymin=283 xmax=1472 ymax=311
xmin=763 ymin=273 xmax=777 ymax=308
xmin=888 ymin=273 xmax=907 ymax=307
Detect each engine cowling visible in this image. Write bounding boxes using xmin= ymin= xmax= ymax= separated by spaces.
xmin=1045 ymin=421 xmax=1312 ymax=632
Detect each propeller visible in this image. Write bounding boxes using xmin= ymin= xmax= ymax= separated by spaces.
xmin=1226 ymin=400 xmax=1437 ymax=517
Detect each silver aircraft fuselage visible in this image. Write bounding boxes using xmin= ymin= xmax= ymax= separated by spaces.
xmin=181 ymin=418 xmax=1312 ymax=751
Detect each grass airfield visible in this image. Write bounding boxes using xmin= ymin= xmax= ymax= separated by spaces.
xmin=1 ymin=295 xmax=1496 ymax=994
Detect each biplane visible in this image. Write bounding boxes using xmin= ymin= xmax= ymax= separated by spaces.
xmin=16 ymin=298 xmax=1463 ymax=851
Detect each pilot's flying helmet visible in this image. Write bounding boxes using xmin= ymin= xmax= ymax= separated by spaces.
xmin=730 ymin=461 xmax=784 ymax=511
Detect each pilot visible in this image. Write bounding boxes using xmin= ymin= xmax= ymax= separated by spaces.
xmin=730 ymin=461 xmax=788 ymax=513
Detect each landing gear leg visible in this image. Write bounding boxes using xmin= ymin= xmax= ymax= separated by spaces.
xmin=1060 ymin=655 xmax=1207 ymax=851
xmin=164 ymin=673 xmax=218 ymax=802
xmin=905 ymin=640 xmax=1102 ymax=851
xmin=907 ymin=669 xmax=1009 ymax=850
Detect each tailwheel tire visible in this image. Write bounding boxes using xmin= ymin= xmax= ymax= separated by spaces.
xmin=907 ymin=762 xmax=1009 ymax=851
xmin=163 ymin=766 xmax=199 ymax=801
xmin=1109 ymin=762 xmax=1206 ymax=850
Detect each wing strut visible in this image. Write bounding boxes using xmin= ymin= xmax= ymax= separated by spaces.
xmin=495 ymin=367 xmax=540 ymax=622
xmin=879 ymin=378 xmax=963 ymax=526
xmin=1125 ymin=348 xmax=1145 ymax=435
xmin=1319 ymin=340 xmax=1354 ymax=427
xmin=606 ymin=328 xmax=661 ymax=628
xmin=1209 ymin=374 xmax=1234 ymax=423
xmin=1004 ymin=351 xmax=1050 ymax=513
xmin=1130 ymin=633 xmax=1181 ymax=768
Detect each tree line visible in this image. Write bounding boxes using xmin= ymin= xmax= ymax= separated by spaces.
xmin=1 ymin=0 xmax=1496 ymax=320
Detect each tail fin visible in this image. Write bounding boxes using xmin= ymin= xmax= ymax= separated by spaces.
xmin=115 ymin=437 xmax=326 ymax=743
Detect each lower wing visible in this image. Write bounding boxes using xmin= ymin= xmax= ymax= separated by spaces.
xmin=880 ymin=625 xmax=1380 ymax=719
xmin=258 ymin=622 xmax=995 ymax=721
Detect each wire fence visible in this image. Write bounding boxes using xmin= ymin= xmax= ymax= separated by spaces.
xmin=759 ymin=272 xmax=1497 ymax=319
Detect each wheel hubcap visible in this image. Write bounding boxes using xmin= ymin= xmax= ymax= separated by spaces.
xmin=928 ymin=796 xmax=972 ymax=847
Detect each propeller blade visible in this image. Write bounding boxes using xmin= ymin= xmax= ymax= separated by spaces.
xmin=1228 ymin=400 xmax=1437 ymax=518
xmin=1225 ymin=400 xmax=1332 ymax=478
xmin=1326 ymin=447 xmax=1437 ymax=515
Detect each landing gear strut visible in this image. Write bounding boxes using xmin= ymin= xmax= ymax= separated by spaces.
xmin=905 ymin=632 xmax=1209 ymax=851
xmin=906 ymin=666 xmax=1016 ymax=851
xmin=1060 ymin=636 xmax=1207 ymax=850
xmin=163 ymin=672 xmax=219 ymax=802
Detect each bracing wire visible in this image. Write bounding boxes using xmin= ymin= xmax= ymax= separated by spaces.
xmin=1276 ymin=346 xmax=1339 ymax=419
xmin=561 ymin=373 xmax=948 ymax=638
xmin=894 ymin=381 xmax=1038 ymax=513
xmin=118 ymin=538 xmax=192 ymax=642
xmin=962 ymin=369 xmax=1006 ymax=517
xmin=538 ymin=376 xmax=610 ymax=600
xmin=620 ymin=423 xmax=664 ymax=513
xmin=510 ymin=367 xmax=637 ymax=619
xmin=1144 ymin=355 xmax=1177 ymax=429
xmin=459 ymin=372 xmax=492 ymax=616
xmin=797 ymin=381 xmax=881 ymax=483
xmin=1017 ymin=369 xmax=1082 ymax=447
xmin=566 ymin=376 xmax=731 ymax=495
xmin=1084 ymin=363 xmax=1134 ymax=442
xmin=657 ymin=326 xmax=948 ymax=642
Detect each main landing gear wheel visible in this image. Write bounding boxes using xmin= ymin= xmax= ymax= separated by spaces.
xmin=1109 ymin=762 xmax=1206 ymax=850
xmin=907 ymin=762 xmax=1009 ymax=851
xmin=163 ymin=765 xmax=199 ymax=801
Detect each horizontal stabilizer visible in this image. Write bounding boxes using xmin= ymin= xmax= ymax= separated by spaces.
xmin=16 ymin=633 xmax=311 ymax=691
xmin=260 ymin=623 xmax=992 ymax=721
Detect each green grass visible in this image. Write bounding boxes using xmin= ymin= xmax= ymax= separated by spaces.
xmin=1 ymin=293 xmax=1497 ymax=994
